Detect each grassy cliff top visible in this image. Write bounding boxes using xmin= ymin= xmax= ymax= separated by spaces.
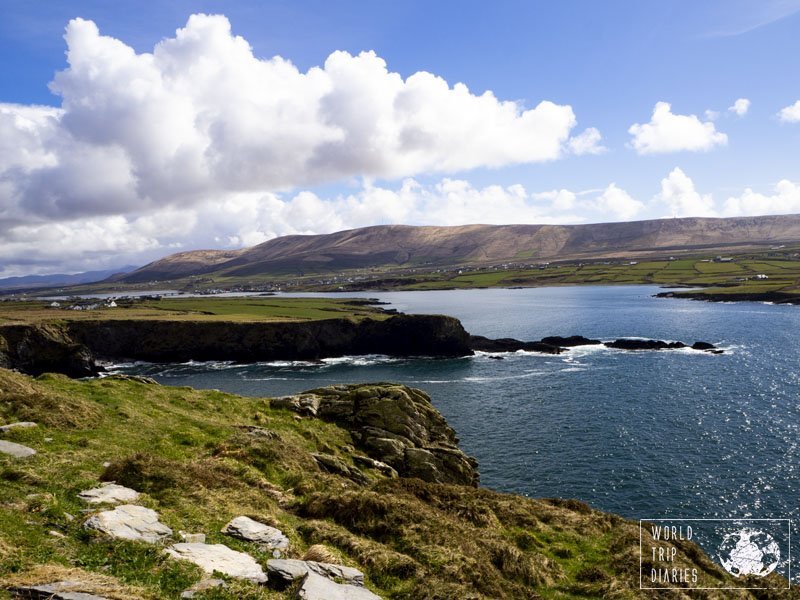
xmin=0 ymin=369 xmax=792 ymax=599
xmin=0 ymin=297 xmax=391 ymax=326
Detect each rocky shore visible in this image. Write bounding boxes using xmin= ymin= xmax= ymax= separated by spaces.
xmin=656 ymin=289 xmax=800 ymax=304
xmin=0 ymin=314 xmax=724 ymax=379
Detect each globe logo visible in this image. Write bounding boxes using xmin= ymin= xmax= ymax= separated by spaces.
xmin=718 ymin=528 xmax=780 ymax=577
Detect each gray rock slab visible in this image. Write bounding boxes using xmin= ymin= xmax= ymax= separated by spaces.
xmin=221 ymin=516 xmax=289 ymax=549
xmin=78 ymin=483 xmax=140 ymax=505
xmin=297 ymin=572 xmax=381 ymax=600
xmin=0 ymin=439 xmax=36 ymax=458
xmin=267 ymin=559 xmax=364 ymax=586
xmin=166 ymin=543 xmax=267 ymax=583
xmin=83 ymin=504 xmax=172 ymax=543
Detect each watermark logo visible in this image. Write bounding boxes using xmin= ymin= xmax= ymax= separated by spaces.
xmin=639 ymin=518 xmax=790 ymax=590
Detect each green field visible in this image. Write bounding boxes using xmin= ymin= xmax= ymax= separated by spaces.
xmin=0 ymin=297 xmax=389 ymax=326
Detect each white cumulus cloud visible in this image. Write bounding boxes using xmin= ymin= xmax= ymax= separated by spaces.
xmin=723 ymin=180 xmax=800 ymax=216
xmin=593 ymin=184 xmax=644 ymax=220
xmin=628 ymin=102 xmax=728 ymax=154
xmin=728 ymin=98 xmax=750 ymax=116
xmin=778 ymin=100 xmax=800 ymax=123
xmin=0 ymin=14 xmax=595 ymax=226
xmin=656 ymin=168 xmax=716 ymax=217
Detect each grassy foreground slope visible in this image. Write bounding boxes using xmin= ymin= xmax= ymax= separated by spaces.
xmin=0 ymin=370 xmax=791 ymax=599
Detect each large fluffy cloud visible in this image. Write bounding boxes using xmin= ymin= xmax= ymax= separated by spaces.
xmin=628 ymin=102 xmax=728 ymax=154
xmin=0 ymin=14 xmax=596 ymax=226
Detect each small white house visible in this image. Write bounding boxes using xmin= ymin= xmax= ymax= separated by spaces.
xmin=755 ymin=274 xmax=769 ymax=280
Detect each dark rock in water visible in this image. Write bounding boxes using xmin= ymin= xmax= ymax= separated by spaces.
xmin=272 ymin=384 xmax=479 ymax=487
xmin=468 ymin=335 xmax=562 ymax=354
xmin=604 ymin=339 xmax=686 ymax=350
xmin=691 ymin=341 xmax=716 ymax=351
xmin=539 ymin=335 xmax=602 ymax=347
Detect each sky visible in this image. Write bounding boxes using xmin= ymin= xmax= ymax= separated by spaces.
xmin=1 ymin=0 xmax=800 ymax=276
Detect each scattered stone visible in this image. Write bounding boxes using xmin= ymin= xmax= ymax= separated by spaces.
xmin=266 ymin=559 xmax=365 ymax=587
xmin=311 ymin=453 xmax=369 ymax=485
xmin=297 ymin=572 xmax=381 ymax=600
xmin=44 ymin=437 xmax=53 ymax=442
xmin=179 ymin=531 xmax=206 ymax=544
xmin=84 ymin=504 xmax=172 ymax=543
xmin=221 ymin=516 xmax=289 ymax=549
xmin=0 ymin=421 xmax=37 ymax=433
xmin=78 ymin=483 xmax=140 ymax=505
xmin=180 ymin=578 xmax=226 ymax=599
xmin=48 ymin=530 xmax=66 ymax=538
xmin=0 ymin=440 xmax=36 ymax=458
xmin=102 ymin=462 xmax=111 ymax=468
xmin=8 ymin=581 xmax=110 ymax=599
xmin=64 ymin=512 xmax=75 ymax=522
xmin=166 ymin=543 xmax=267 ymax=583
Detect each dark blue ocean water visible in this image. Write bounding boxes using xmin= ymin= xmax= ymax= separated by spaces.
xmin=110 ymin=285 xmax=800 ymax=578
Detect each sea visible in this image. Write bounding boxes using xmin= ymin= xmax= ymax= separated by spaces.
xmin=106 ymin=285 xmax=800 ymax=579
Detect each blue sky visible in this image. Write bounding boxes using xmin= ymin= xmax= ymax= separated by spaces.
xmin=1 ymin=1 xmax=800 ymax=275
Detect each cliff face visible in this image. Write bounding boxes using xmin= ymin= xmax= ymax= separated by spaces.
xmin=0 ymin=314 xmax=472 ymax=377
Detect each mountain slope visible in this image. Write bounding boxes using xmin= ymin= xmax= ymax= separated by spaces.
xmin=0 ymin=266 xmax=138 ymax=290
xmin=118 ymin=215 xmax=800 ymax=283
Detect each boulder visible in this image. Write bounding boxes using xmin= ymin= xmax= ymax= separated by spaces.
xmin=78 ymin=483 xmax=140 ymax=505
xmin=0 ymin=440 xmax=36 ymax=458
xmin=267 ymin=559 xmax=365 ymax=587
xmin=83 ymin=505 xmax=172 ymax=543
xmin=165 ymin=543 xmax=267 ymax=584
xmin=221 ymin=516 xmax=289 ymax=549
xmin=691 ymin=341 xmax=721 ymax=352
xmin=0 ymin=421 xmax=37 ymax=433
xmin=273 ymin=384 xmax=479 ymax=486
xmin=297 ymin=572 xmax=381 ymax=600
xmin=7 ymin=582 xmax=109 ymax=599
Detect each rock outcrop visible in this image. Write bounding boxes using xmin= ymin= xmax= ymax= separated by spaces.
xmin=0 ymin=314 xmax=473 ymax=377
xmin=0 ymin=324 xmax=98 ymax=377
xmin=468 ymin=335 xmax=563 ymax=354
xmin=272 ymin=384 xmax=479 ymax=486
xmin=8 ymin=582 xmax=110 ymax=599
